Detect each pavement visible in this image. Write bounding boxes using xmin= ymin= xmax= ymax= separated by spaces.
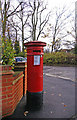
xmin=2 ymin=66 xmax=76 ymax=120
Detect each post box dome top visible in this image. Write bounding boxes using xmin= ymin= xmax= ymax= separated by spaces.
xmin=24 ymin=41 xmax=46 ymax=47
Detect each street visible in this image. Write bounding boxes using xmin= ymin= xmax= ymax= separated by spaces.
xmin=43 ymin=66 xmax=75 ymax=82
xmin=2 ymin=66 xmax=76 ymax=119
xmin=43 ymin=66 xmax=75 ymax=118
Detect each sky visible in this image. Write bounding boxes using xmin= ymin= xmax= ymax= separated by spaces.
xmin=47 ymin=0 xmax=76 ymax=9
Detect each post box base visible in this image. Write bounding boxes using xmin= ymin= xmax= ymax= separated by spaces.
xmin=26 ymin=91 xmax=43 ymax=110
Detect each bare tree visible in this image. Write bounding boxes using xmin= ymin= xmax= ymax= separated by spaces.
xmin=42 ymin=6 xmax=74 ymax=52
xmin=67 ymin=16 xmax=75 ymax=39
xmin=7 ymin=18 xmax=19 ymax=45
xmin=64 ymin=14 xmax=75 ymax=49
xmin=15 ymin=0 xmax=29 ymax=52
xmin=0 ymin=0 xmax=23 ymax=45
xmin=25 ymin=0 xmax=51 ymax=41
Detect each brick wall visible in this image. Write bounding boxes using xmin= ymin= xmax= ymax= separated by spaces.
xmin=0 ymin=65 xmax=2 ymax=119
xmin=1 ymin=65 xmax=24 ymax=118
xmin=14 ymin=62 xmax=27 ymax=95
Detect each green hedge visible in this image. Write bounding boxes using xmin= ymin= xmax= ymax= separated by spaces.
xmin=43 ymin=52 xmax=76 ymax=65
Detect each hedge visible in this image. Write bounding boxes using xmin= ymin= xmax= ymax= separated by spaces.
xmin=43 ymin=52 xmax=76 ymax=66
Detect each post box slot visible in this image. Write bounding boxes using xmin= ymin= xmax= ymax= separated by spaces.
xmin=33 ymin=50 xmax=41 ymax=52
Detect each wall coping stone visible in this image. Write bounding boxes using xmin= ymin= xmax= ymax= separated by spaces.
xmin=12 ymin=74 xmax=24 ymax=85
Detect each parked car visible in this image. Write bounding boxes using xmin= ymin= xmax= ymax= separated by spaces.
xmin=15 ymin=57 xmax=27 ymax=62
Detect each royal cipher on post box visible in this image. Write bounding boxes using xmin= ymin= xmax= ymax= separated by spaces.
xmin=24 ymin=41 xmax=46 ymax=108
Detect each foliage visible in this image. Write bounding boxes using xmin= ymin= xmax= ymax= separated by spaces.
xmin=43 ymin=52 xmax=76 ymax=66
xmin=2 ymin=37 xmax=15 ymax=68
xmin=15 ymin=52 xmax=25 ymax=57
xmin=15 ymin=49 xmax=27 ymax=57
xmin=14 ymin=40 xmax=20 ymax=55
xmin=75 ymin=44 xmax=77 ymax=54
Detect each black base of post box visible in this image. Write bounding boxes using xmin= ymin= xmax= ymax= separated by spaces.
xmin=26 ymin=91 xmax=43 ymax=110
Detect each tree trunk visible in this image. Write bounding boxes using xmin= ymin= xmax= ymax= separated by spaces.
xmin=2 ymin=1 xmax=7 ymax=52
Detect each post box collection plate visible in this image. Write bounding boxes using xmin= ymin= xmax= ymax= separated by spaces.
xmin=34 ymin=55 xmax=40 ymax=65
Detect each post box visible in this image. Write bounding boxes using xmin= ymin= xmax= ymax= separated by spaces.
xmin=24 ymin=41 xmax=46 ymax=109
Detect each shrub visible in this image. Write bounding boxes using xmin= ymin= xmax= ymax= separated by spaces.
xmin=43 ymin=52 xmax=75 ymax=66
xmin=15 ymin=51 xmax=27 ymax=57
xmin=2 ymin=37 xmax=15 ymax=68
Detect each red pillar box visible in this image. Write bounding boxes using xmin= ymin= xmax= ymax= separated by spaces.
xmin=24 ymin=41 xmax=46 ymax=109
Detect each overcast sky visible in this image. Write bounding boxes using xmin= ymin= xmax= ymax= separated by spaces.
xmin=12 ymin=0 xmax=76 ymax=10
xmin=47 ymin=0 xmax=76 ymax=8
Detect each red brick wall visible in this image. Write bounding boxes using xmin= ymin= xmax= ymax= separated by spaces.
xmin=1 ymin=65 xmax=24 ymax=118
xmin=14 ymin=62 xmax=27 ymax=95
xmin=0 ymin=65 xmax=2 ymax=119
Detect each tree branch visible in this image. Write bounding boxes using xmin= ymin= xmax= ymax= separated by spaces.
xmin=37 ymin=13 xmax=50 ymax=40
xmin=7 ymin=2 xmax=23 ymax=18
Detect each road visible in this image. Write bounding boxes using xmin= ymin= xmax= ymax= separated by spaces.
xmin=43 ymin=66 xmax=75 ymax=118
xmin=43 ymin=66 xmax=75 ymax=82
xmin=2 ymin=66 xmax=76 ymax=119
